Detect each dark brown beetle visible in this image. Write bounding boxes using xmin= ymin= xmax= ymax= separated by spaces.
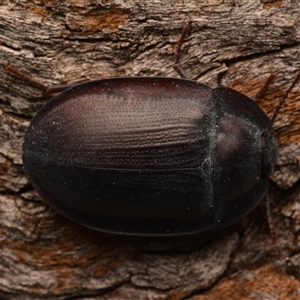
xmin=6 ymin=24 xmax=300 ymax=235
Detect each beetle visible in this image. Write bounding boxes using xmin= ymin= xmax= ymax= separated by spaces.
xmin=5 ymin=23 xmax=300 ymax=235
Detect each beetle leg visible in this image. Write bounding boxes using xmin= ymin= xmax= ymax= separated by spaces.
xmin=173 ymin=22 xmax=192 ymax=79
xmin=5 ymin=63 xmax=81 ymax=94
xmin=265 ymin=192 xmax=276 ymax=245
xmin=252 ymin=73 xmax=276 ymax=102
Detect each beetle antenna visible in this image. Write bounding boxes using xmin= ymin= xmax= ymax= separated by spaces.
xmin=266 ymin=192 xmax=276 ymax=245
xmin=271 ymin=72 xmax=300 ymax=124
xmin=253 ymin=73 xmax=276 ymax=102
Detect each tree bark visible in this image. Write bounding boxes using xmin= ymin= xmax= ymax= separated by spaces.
xmin=1 ymin=1 xmax=300 ymax=299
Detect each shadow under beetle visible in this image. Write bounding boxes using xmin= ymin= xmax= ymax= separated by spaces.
xmin=5 ymin=23 xmax=300 ymax=236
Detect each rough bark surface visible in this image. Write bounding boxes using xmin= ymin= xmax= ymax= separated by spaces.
xmin=1 ymin=1 xmax=300 ymax=299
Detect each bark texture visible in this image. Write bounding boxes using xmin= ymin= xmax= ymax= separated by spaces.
xmin=1 ymin=0 xmax=300 ymax=299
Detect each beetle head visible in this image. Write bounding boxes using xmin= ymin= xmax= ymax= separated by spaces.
xmin=260 ymin=130 xmax=278 ymax=177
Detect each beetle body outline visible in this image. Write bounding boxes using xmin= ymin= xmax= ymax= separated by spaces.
xmin=22 ymin=76 xmax=277 ymax=235
xmin=6 ymin=23 xmax=299 ymax=236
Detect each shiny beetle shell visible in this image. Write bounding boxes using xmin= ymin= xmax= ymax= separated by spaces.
xmin=23 ymin=77 xmax=277 ymax=235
